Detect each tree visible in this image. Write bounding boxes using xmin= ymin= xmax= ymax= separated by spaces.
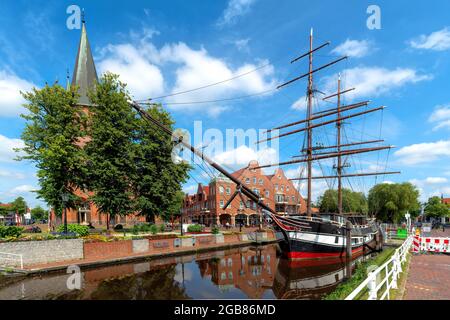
xmin=318 ymin=188 xmax=368 ymax=214
xmin=424 ymin=196 xmax=449 ymax=219
xmin=31 ymin=206 xmax=48 ymax=221
xmin=368 ymin=182 xmax=420 ymax=223
xmin=132 ymin=105 xmax=190 ymax=223
xmin=85 ymin=73 xmax=138 ymax=229
xmin=19 ymin=84 xmax=87 ymax=215
xmin=11 ymin=197 xmax=27 ymax=215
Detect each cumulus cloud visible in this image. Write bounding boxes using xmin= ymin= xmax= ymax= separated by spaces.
xmin=291 ymin=66 xmax=430 ymax=111
xmin=321 ymin=67 xmax=431 ymax=101
xmin=331 ymin=39 xmax=371 ymax=58
xmin=428 ymin=104 xmax=450 ymax=131
xmin=98 ymin=36 xmax=275 ymax=117
xmin=9 ymin=184 xmax=35 ymax=194
xmin=217 ymin=0 xmax=257 ymax=27
xmin=0 ymin=70 xmax=35 ymax=117
xmin=97 ymin=43 xmax=165 ymax=100
xmin=213 ymin=145 xmax=278 ymax=169
xmin=395 ymin=139 xmax=450 ymax=165
xmin=158 ymin=42 xmax=276 ymax=115
xmin=409 ymin=177 xmax=449 ymax=202
xmin=0 ymin=169 xmax=25 ymax=179
xmin=0 ymin=134 xmax=24 ymax=163
xmin=409 ymin=27 xmax=450 ymax=51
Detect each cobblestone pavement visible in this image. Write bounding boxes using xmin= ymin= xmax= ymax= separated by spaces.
xmin=404 ymin=254 xmax=450 ymax=300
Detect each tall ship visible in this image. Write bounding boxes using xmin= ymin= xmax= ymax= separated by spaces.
xmin=132 ymin=29 xmax=399 ymax=260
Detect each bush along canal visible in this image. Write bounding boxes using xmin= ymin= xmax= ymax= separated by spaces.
xmin=0 ymin=239 xmax=390 ymax=300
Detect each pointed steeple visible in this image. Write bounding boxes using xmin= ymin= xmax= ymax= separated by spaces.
xmin=71 ymin=14 xmax=98 ymax=106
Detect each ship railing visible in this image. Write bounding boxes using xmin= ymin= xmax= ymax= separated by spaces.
xmin=0 ymin=252 xmax=24 ymax=270
xmin=345 ymin=235 xmax=413 ymax=300
xmin=293 ymin=216 xmax=344 ymax=227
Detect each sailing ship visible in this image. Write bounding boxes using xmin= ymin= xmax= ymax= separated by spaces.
xmin=131 ymin=28 xmax=399 ymax=260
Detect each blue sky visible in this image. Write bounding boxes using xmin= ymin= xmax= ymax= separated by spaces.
xmin=0 ymin=0 xmax=449 ymax=209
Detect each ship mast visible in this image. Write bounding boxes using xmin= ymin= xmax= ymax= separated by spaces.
xmin=306 ymin=28 xmax=314 ymax=217
xmin=336 ymin=74 xmax=343 ymax=215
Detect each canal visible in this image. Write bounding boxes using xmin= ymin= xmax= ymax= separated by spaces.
xmin=0 ymin=244 xmax=371 ymax=300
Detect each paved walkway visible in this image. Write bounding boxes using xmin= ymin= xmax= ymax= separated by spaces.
xmin=403 ymin=227 xmax=450 ymax=300
xmin=404 ymin=254 xmax=450 ymax=299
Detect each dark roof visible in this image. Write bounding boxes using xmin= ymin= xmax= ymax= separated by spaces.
xmin=71 ymin=21 xmax=98 ymax=106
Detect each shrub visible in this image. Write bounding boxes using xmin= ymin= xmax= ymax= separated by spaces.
xmin=149 ymin=224 xmax=158 ymax=235
xmin=113 ymin=224 xmax=123 ymax=230
xmin=187 ymin=224 xmax=203 ymax=233
xmin=211 ymin=226 xmax=220 ymax=234
xmin=56 ymin=224 xmax=89 ymax=236
xmin=159 ymin=224 xmax=165 ymax=233
xmin=0 ymin=225 xmax=23 ymax=239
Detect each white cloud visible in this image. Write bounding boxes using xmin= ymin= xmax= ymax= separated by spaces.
xmin=234 ymin=38 xmax=250 ymax=52
xmin=409 ymin=177 xmax=449 ymax=202
xmin=0 ymin=70 xmax=35 ymax=117
xmin=0 ymin=134 xmax=24 ymax=163
xmin=409 ymin=27 xmax=450 ymax=51
xmin=217 ymin=0 xmax=257 ymax=27
xmin=292 ymin=66 xmax=430 ymax=111
xmin=159 ymin=42 xmax=276 ymax=115
xmin=98 ymin=37 xmax=275 ymax=117
xmin=291 ymin=96 xmax=307 ymax=111
xmin=9 ymin=184 xmax=35 ymax=194
xmin=213 ymin=145 xmax=278 ymax=169
xmin=428 ymin=104 xmax=450 ymax=131
xmin=97 ymin=43 xmax=165 ymax=100
xmin=0 ymin=169 xmax=25 ymax=179
xmin=321 ymin=67 xmax=431 ymax=101
xmin=331 ymin=39 xmax=371 ymax=58
xmin=395 ymin=139 xmax=450 ymax=165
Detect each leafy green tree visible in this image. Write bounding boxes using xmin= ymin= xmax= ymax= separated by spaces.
xmin=424 ymin=196 xmax=449 ymax=219
xmin=85 ymin=73 xmax=138 ymax=229
xmin=368 ymin=182 xmax=420 ymax=223
xmin=19 ymin=84 xmax=87 ymax=215
xmin=11 ymin=197 xmax=27 ymax=215
xmin=31 ymin=206 xmax=48 ymax=220
xmin=318 ymin=188 xmax=368 ymax=214
xmin=132 ymin=105 xmax=190 ymax=224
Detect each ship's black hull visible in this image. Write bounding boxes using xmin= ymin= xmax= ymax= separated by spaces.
xmin=274 ymin=217 xmax=379 ymax=260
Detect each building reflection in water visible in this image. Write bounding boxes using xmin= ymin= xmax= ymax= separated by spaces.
xmin=0 ymin=244 xmax=368 ymax=300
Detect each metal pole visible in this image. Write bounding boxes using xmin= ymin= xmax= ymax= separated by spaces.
xmin=180 ymin=209 xmax=184 ymax=236
xmin=345 ymin=220 xmax=353 ymax=279
xmin=63 ymin=202 xmax=67 ymax=234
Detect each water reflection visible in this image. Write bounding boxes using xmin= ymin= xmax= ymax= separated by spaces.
xmin=0 ymin=244 xmax=370 ymax=300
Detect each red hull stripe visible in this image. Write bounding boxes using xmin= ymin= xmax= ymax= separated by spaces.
xmin=286 ymin=247 xmax=363 ymax=259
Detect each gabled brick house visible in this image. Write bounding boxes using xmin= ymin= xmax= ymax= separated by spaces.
xmin=182 ymin=160 xmax=307 ymax=227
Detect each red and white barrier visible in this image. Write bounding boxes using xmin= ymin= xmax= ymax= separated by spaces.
xmin=412 ymin=236 xmax=450 ymax=253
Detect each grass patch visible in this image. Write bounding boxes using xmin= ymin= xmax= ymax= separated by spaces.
xmin=323 ymin=248 xmax=396 ymax=300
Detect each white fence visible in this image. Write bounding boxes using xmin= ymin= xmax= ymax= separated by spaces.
xmin=345 ymin=235 xmax=413 ymax=300
xmin=0 ymin=252 xmax=24 ymax=269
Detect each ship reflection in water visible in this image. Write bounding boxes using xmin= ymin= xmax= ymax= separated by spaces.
xmin=0 ymin=244 xmax=372 ymax=300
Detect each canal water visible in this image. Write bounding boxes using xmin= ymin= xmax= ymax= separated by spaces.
xmin=0 ymin=244 xmax=371 ymax=300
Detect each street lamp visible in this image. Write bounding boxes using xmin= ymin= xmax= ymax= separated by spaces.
xmin=180 ymin=208 xmax=184 ymax=236
xmin=61 ymin=192 xmax=69 ymax=234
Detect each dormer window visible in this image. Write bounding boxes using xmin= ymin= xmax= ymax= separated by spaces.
xmin=245 ymin=178 xmax=250 ymax=184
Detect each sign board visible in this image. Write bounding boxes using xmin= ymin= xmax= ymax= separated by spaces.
xmin=422 ymin=223 xmax=432 ymax=233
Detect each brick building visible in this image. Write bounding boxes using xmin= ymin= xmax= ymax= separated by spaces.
xmin=49 ymin=19 xmax=146 ymax=228
xmin=182 ymin=160 xmax=307 ymax=227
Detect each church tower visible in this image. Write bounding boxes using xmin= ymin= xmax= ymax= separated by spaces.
xmin=71 ymin=15 xmax=98 ymax=106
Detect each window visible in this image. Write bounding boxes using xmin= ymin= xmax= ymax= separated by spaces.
xmin=245 ymin=178 xmax=250 ymax=184
xmin=220 ymin=200 xmax=224 ymax=208
xmin=286 ymin=186 xmax=289 ymax=192
xmin=291 ymin=196 xmax=295 ymax=202
xmin=246 ymin=200 xmax=251 ymax=208
xmin=259 ymin=179 xmax=263 ymax=185
xmin=226 ymin=187 xmax=231 ymax=195
xmin=265 ymin=190 xmax=270 ymax=197
xmin=253 ymin=177 xmax=257 ymax=184
xmin=240 ymin=201 xmax=244 ymax=209
xmin=275 ymin=184 xmax=278 ymax=191
xmin=253 ymin=188 xmax=259 ymax=195
xmin=281 ymin=185 xmax=284 ymax=192
xmin=219 ymin=186 xmax=224 ymax=194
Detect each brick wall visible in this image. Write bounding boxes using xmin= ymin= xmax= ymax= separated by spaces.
xmin=0 ymin=239 xmax=83 ymax=266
